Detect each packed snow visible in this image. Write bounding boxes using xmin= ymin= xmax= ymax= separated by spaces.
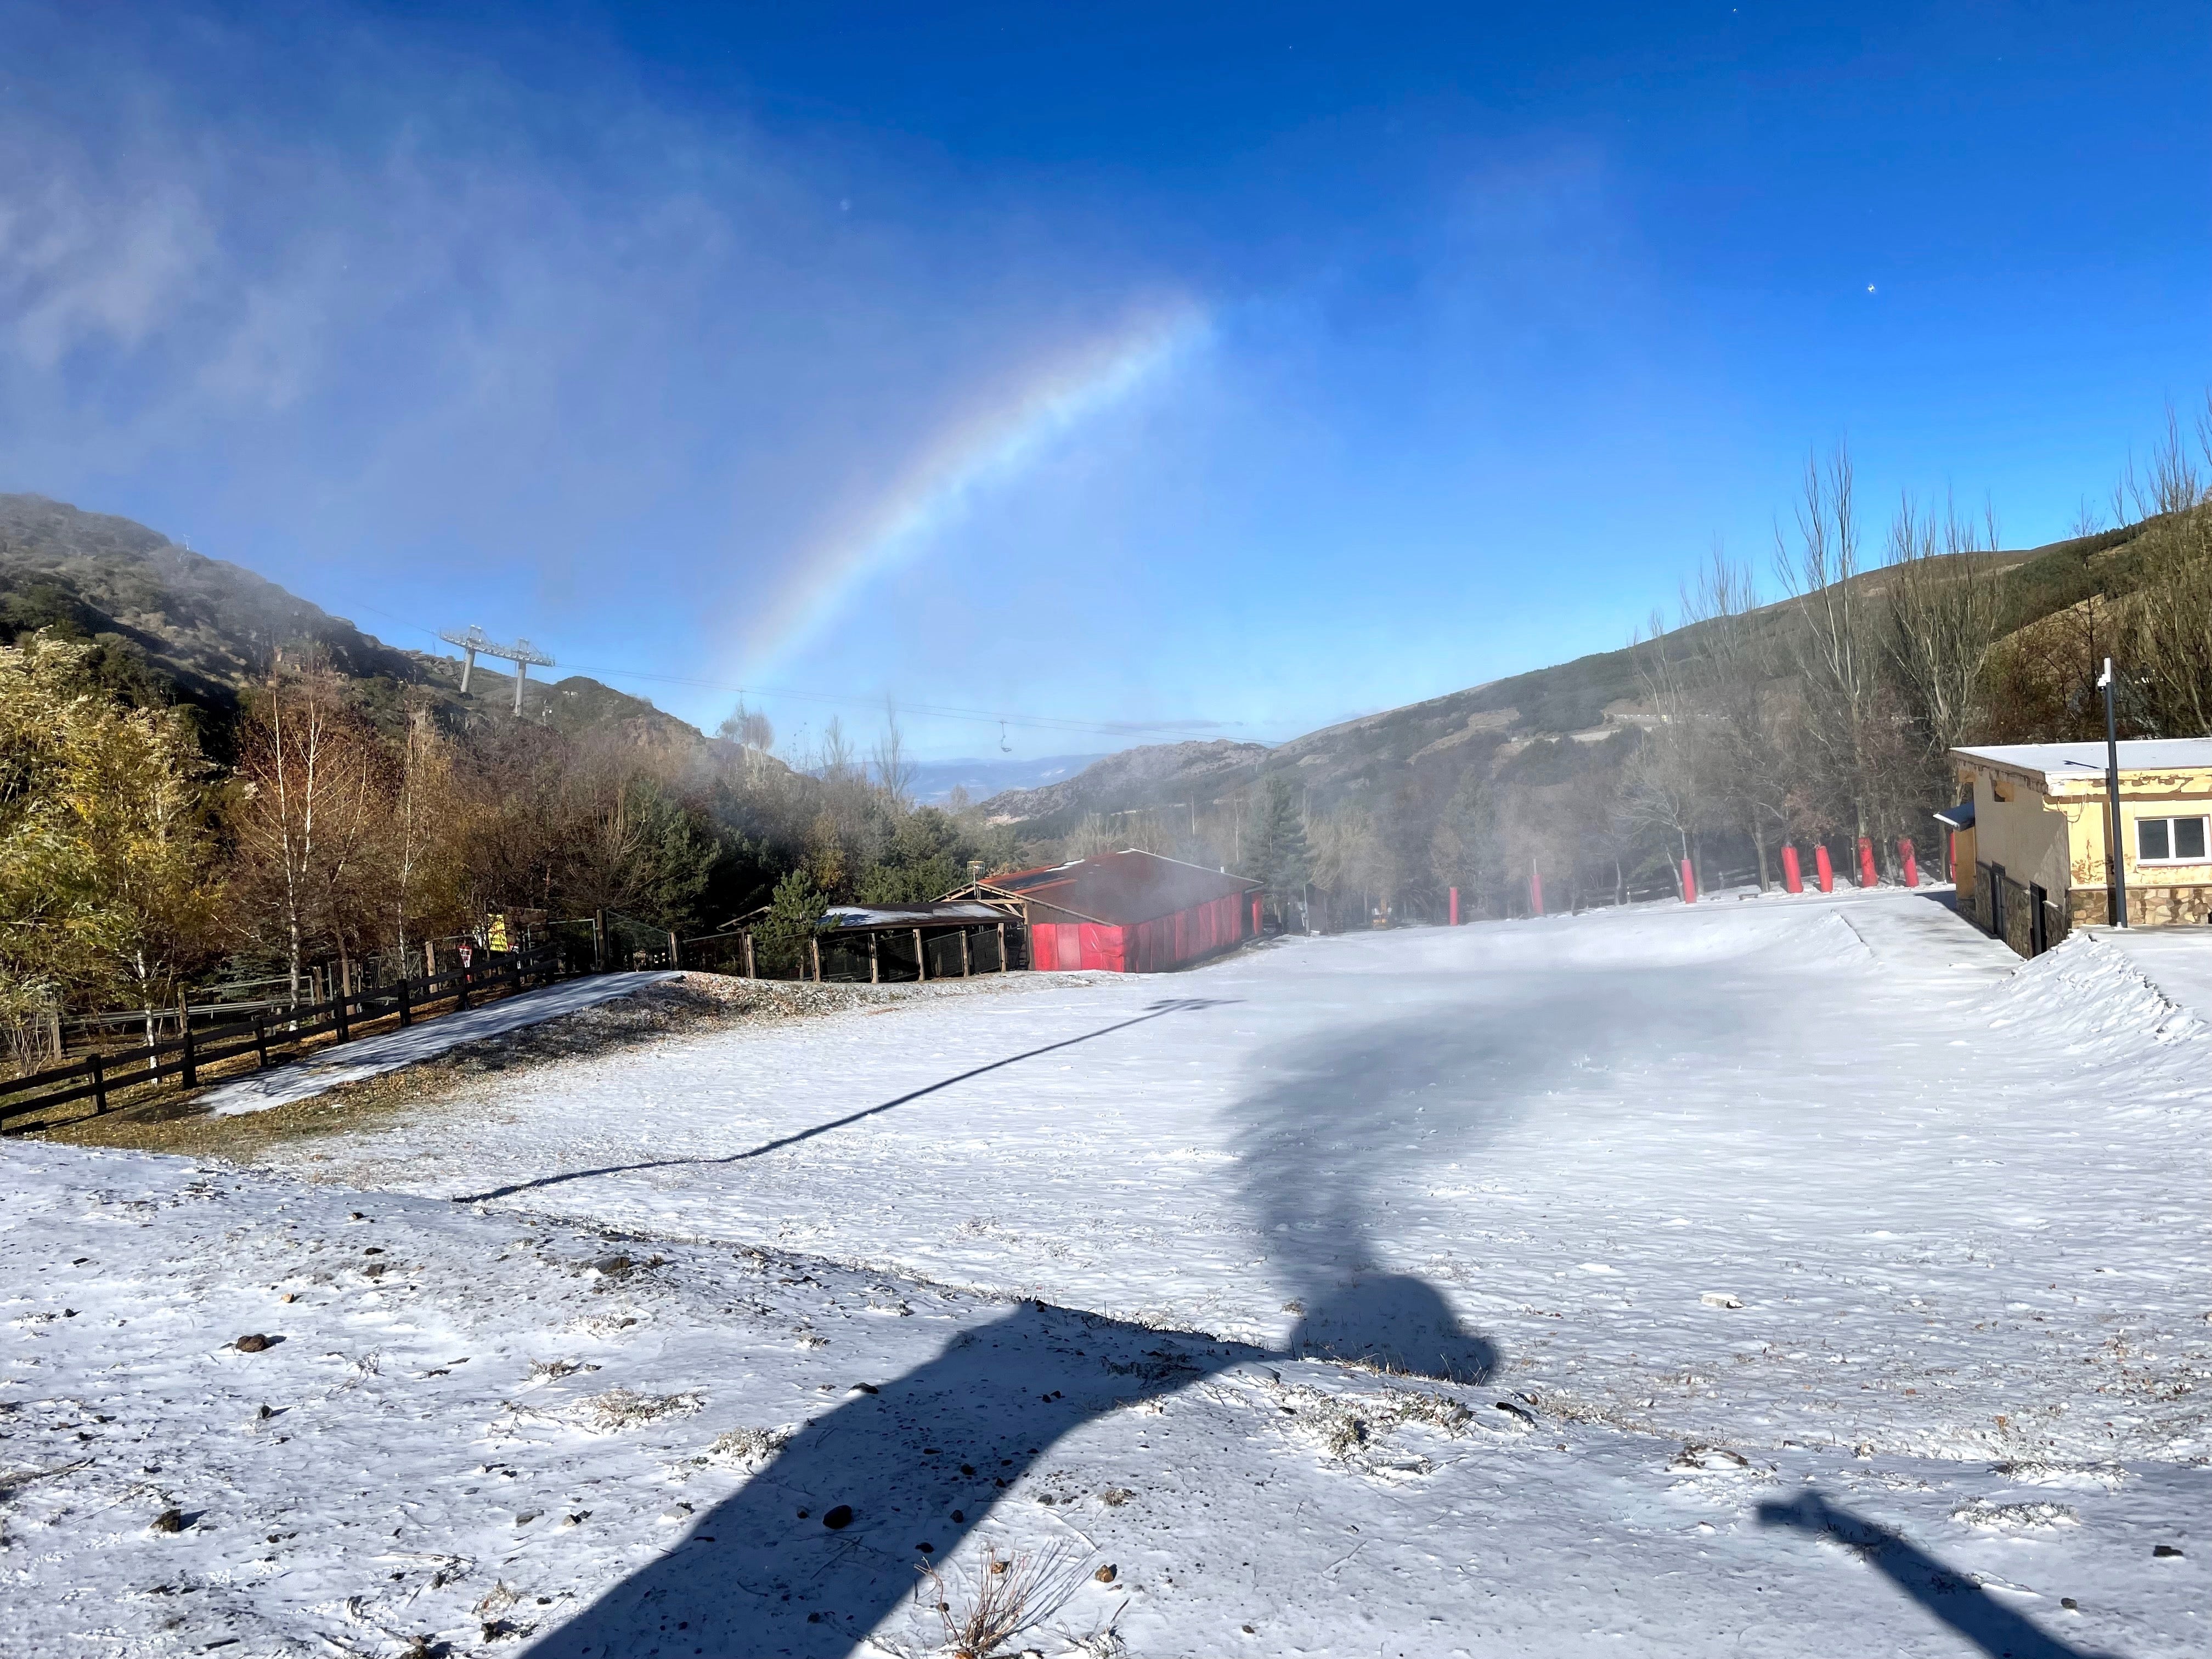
xmin=201 ymin=973 xmax=682 ymax=1118
xmin=3 ymin=890 xmax=2206 ymax=1657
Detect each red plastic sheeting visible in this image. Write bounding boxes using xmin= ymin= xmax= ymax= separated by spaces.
xmin=1029 ymin=891 xmax=1248 ymax=974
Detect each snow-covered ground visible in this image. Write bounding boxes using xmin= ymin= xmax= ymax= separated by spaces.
xmin=200 ymin=973 xmax=683 ymax=1116
xmin=5 ymin=890 xmax=2207 ymax=1657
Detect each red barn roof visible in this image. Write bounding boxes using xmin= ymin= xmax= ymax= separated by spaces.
xmin=990 ymin=849 xmax=1259 ymax=927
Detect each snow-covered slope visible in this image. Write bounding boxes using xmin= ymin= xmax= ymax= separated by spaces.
xmin=5 ymin=890 xmax=2207 ymax=1657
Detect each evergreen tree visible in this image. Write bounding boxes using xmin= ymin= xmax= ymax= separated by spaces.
xmin=755 ymin=866 xmax=827 ymax=976
xmin=1246 ymin=775 xmax=1311 ymax=929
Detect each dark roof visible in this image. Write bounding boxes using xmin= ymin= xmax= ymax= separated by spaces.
xmin=991 ymin=849 xmax=1259 ymax=927
xmin=1933 ymin=799 xmax=1975 ymax=830
xmin=820 ymin=901 xmax=1011 ymax=932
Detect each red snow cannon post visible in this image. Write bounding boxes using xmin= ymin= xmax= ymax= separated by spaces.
xmin=1679 ymin=857 xmax=1698 ymax=904
xmin=1529 ymin=866 xmax=1545 ymax=916
xmin=1814 ymin=844 xmax=1835 ymax=893
xmin=1858 ymin=836 xmax=1879 ymax=889
xmin=1781 ymin=844 xmax=1803 ymax=894
xmin=1449 ymin=886 xmax=1460 ymax=926
xmin=1899 ymin=837 xmax=1918 ymax=887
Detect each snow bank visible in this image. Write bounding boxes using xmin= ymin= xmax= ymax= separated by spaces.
xmin=198 ymin=973 xmax=682 ymax=1117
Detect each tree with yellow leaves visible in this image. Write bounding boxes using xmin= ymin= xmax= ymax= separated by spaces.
xmin=0 ymin=631 xmax=222 ymax=1060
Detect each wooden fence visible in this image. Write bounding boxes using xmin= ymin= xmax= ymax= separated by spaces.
xmin=1 ymin=945 xmax=571 ymax=1136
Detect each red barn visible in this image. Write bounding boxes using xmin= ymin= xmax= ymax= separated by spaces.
xmin=983 ymin=850 xmax=1263 ymax=973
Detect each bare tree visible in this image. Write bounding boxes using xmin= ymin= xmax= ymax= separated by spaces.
xmin=1883 ymin=492 xmax=2006 ymax=793
xmin=1680 ymin=547 xmax=1790 ymax=888
xmin=1620 ymin=613 xmax=1708 ymax=894
xmin=2120 ymin=398 xmax=2212 ymax=735
xmin=870 ymin=702 xmax=916 ymax=809
xmin=232 ymin=662 xmax=392 ymax=997
xmin=1775 ymin=444 xmax=1884 ymax=858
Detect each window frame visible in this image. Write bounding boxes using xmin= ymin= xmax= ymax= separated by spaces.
xmin=2134 ymin=813 xmax=2211 ymax=867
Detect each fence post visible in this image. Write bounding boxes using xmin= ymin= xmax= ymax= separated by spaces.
xmin=180 ymin=1019 xmax=197 ymax=1090
xmin=997 ymin=920 xmax=1007 ymax=972
xmin=914 ymin=928 xmax=926 ymax=982
xmin=810 ymin=937 xmax=822 ymax=983
xmin=89 ymin=1051 xmax=106 ymax=1115
xmin=334 ymin=981 xmax=350 ymax=1044
xmin=397 ymin=979 xmax=411 ymax=1029
xmin=744 ymin=931 xmax=756 ymax=979
xmin=456 ymin=966 xmax=471 ymax=1011
xmin=592 ymin=910 xmax=608 ymax=973
xmin=254 ymin=1013 xmax=268 ymax=1070
xmin=870 ymin=932 xmax=880 ymax=984
xmin=668 ymin=929 xmax=681 ymax=970
xmin=961 ymin=929 xmax=972 ymax=977
xmin=425 ymin=939 xmax=437 ymax=979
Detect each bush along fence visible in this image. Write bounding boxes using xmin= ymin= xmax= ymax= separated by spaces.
xmin=1 ymin=943 xmax=571 ymax=1136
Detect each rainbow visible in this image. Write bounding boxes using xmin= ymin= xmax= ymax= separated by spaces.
xmin=734 ymin=301 xmax=1209 ymax=676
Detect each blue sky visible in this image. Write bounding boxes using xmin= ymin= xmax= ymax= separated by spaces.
xmin=3 ymin=2 xmax=2207 ymax=759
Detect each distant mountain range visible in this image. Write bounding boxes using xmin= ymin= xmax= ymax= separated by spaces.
xmin=978 ymin=523 xmax=2147 ymax=836
xmin=0 ymin=493 xmax=696 ymax=752
xmin=5 ymin=489 xmax=2158 ymax=840
xmin=902 ymin=753 xmax=1113 ymax=806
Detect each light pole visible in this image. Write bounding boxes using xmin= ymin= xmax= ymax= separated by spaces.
xmin=2098 ymin=657 xmax=2128 ymax=928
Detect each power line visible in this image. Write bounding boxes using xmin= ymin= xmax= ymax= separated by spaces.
xmin=340 ymin=599 xmax=1233 ymax=742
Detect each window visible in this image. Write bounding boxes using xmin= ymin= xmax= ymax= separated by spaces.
xmin=2136 ymin=815 xmax=2210 ymax=865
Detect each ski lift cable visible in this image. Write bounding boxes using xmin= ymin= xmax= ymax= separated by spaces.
xmin=346 ymin=601 xmax=1228 ymax=741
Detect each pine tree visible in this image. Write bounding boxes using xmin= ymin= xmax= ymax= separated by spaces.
xmin=757 ymin=866 xmax=828 ymax=977
xmin=1246 ymin=775 xmax=1311 ymax=930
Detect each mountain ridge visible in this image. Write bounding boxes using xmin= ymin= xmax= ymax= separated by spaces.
xmin=0 ymin=492 xmax=699 ymax=753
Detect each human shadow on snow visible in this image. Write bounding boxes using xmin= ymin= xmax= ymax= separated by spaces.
xmin=531 ymin=965 xmax=1751 ymax=1656
xmin=521 ymin=1280 xmax=1488 ymax=1658
xmin=1759 ymin=1491 xmax=2117 ymax=1659
xmin=455 ymin=997 xmax=1234 ymax=1204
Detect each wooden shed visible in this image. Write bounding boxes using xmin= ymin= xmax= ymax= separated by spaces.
xmin=814 ymin=900 xmax=1021 ymax=983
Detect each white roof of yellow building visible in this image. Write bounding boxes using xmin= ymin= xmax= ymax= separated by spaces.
xmin=1953 ymin=739 xmax=2212 ymax=783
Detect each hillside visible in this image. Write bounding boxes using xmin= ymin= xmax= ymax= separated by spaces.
xmin=0 ymin=493 xmax=697 ymax=754
xmin=981 ymin=523 xmax=2152 ymax=837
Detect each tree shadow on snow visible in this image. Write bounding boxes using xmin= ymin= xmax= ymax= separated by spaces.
xmin=522 ymin=1279 xmax=1489 ymax=1658
xmin=456 ymin=998 xmax=1234 ymax=1205
xmin=1758 ymin=1491 xmax=2117 ymax=1659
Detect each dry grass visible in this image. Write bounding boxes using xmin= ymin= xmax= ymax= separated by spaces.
xmin=702 ymin=1425 xmax=794 ymax=1469
xmin=920 ymin=1543 xmax=1090 ymax=1659
xmin=571 ymin=1388 xmax=705 ymax=1432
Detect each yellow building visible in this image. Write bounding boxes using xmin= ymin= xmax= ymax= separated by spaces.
xmin=1945 ymin=740 xmax=2212 ymax=956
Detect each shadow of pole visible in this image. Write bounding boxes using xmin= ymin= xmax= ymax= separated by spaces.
xmin=455 ymin=998 xmax=1234 ymax=1205
xmin=1757 ymin=1491 xmax=2116 ymax=1659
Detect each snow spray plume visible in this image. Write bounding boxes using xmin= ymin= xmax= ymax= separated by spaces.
xmin=1230 ymin=977 xmax=1747 ymax=1383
